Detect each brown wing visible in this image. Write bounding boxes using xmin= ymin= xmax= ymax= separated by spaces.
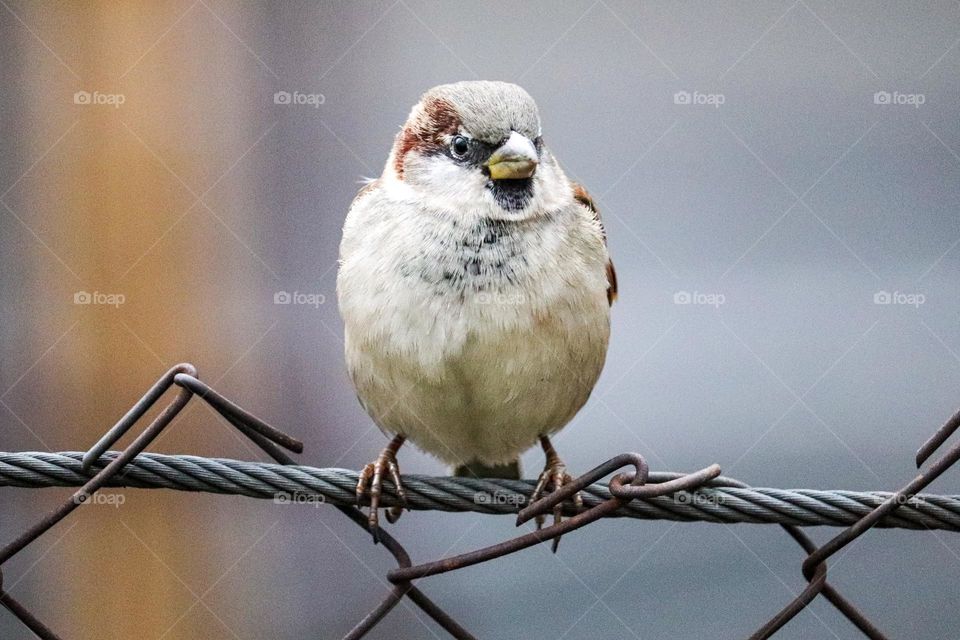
xmin=572 ymin=183 xmax=617 ymax=305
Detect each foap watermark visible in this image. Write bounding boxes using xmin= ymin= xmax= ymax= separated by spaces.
xmin=674 ymin=90 xmax=725 ymax=108
xmin=73 ymin=90 xmax=125 ymax=108
xmin=674 ymin=490 xmax=725 ymax=507
xmin=873 ymin=91 xmax=925 ymax=108
xmin=273 ymin=491 xmax=326 ymax=507
xmin=673 ymin=290 xmax=725 ymax=308
xmin=274 ymin=90 xmax=325 ymax=109
xmin=476 ymin=291 xmax=526 ymax=305
xmin=474 ymin=490 xmax=527 ymax=507
xmin=73 ymin=491 xmax=126 ymax=508
xmin=74 ymin=290 xmax=125 ymax=307
xmin=874 ymin=290 xmax=925 ymax=308
xmin=274 ymin=290 xmax=326 ymax=308
xmin=890 ymin=493 xmax=927 ymax=507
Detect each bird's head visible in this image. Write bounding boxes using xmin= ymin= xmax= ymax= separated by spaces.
xmin=387 ymin=81 xmax=569 ymax=220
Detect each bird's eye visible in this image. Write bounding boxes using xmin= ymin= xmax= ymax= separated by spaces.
xmin=450 ymin=135 xmax=470 ymax=158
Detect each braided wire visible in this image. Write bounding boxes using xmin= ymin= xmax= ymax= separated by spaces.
xmin=1 ymin=451 xmax=959 ymax=531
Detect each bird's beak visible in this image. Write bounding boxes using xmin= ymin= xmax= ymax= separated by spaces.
xmin=485 ymin=131 xmax=538 ymax=180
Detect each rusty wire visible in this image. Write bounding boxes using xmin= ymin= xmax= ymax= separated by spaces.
xmin=1 ymin=363 xmax=958 ymax=639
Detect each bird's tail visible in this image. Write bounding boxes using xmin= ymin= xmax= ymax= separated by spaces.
xmin=453 ymin=459 xmax=521 ymax=480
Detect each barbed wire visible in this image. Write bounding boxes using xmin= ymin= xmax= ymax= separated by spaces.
xmin=3 ymin=451 xmax=960 ymax=531
xmin=1 ymin=363 xmax=959 ymax=639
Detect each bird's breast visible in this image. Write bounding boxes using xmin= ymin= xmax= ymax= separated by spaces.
xmin=402 ymin=216 xmax=532 ymax=299
xmin=339 ymin=201 xmax=610 ymax=375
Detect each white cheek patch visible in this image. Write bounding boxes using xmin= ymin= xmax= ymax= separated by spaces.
xmin=532 ymin=158 xmax=570 ymax=211
xmin=406 ymin=155 xmax=493 ymax=210
xmin=389 ymin=147 xmax=574 ymax=220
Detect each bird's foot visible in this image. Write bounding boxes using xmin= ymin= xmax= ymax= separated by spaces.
xmin=356 ymin=435 xmax=407 ymax=543
xmin=529 ymin=437 xmax=583 ymax=552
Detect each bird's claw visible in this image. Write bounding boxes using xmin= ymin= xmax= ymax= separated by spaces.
xmin=356 ymin=445 xmax=408 ymax=542
xmin=529 ymin=456 xmax=582 ymax=553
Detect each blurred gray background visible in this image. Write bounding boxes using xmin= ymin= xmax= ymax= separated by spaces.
xmin=2 ymin=1 xmax=960 ymax=638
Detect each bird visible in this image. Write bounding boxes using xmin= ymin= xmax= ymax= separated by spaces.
xmin=337 ymin=80 xmax=616 ymax=543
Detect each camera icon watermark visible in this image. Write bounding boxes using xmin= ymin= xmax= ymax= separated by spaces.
xmin=74 ymin=290 xmax=126 ymax=308
xmin=873 ymin=91 xmax=925 ymax=108
xmin=273 ymin=491 xmax=326 ymax=507
xmin=674 ymin=90 xmax=725 ymax=108
xmin=473 ymin=491 xmax=527 ymax=506
xmin=673 ymin=290 xmax=725 ymax=308
xmin=273 ymin=290 xmax=325 ymax=308
xmin=890 ymin=493 xmax=926 ymax=507
xmin=674 ymin=491 xmax=724 ymax=506
xmin=73 ymin=90 xmax=125 ymax=108
xmin=73 ymin=491 xmax=126 ymax=508
xmin=476 ymin=291 xmax=526 ymax=305
xmin=873 ymin=290 xmax=925 ymax=308
xmin=274 ymin=90 xmax=325 ymax=109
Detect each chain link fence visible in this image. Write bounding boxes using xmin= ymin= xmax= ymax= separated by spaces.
xmin=2 ymin=364 xmax=959 ymax=639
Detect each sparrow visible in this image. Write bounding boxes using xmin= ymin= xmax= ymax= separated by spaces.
xmin=337 ymin=81 xmax=616 ymax=541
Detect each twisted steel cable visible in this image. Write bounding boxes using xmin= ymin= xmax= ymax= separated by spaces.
xmin=4 ymin=367 xmax=959 ymax=640
xmin=2 ymin=451 xmax=959 ymax=531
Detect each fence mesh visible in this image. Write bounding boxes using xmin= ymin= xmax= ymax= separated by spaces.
xmin=1 ymin=363 xmax=959 ymax=639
